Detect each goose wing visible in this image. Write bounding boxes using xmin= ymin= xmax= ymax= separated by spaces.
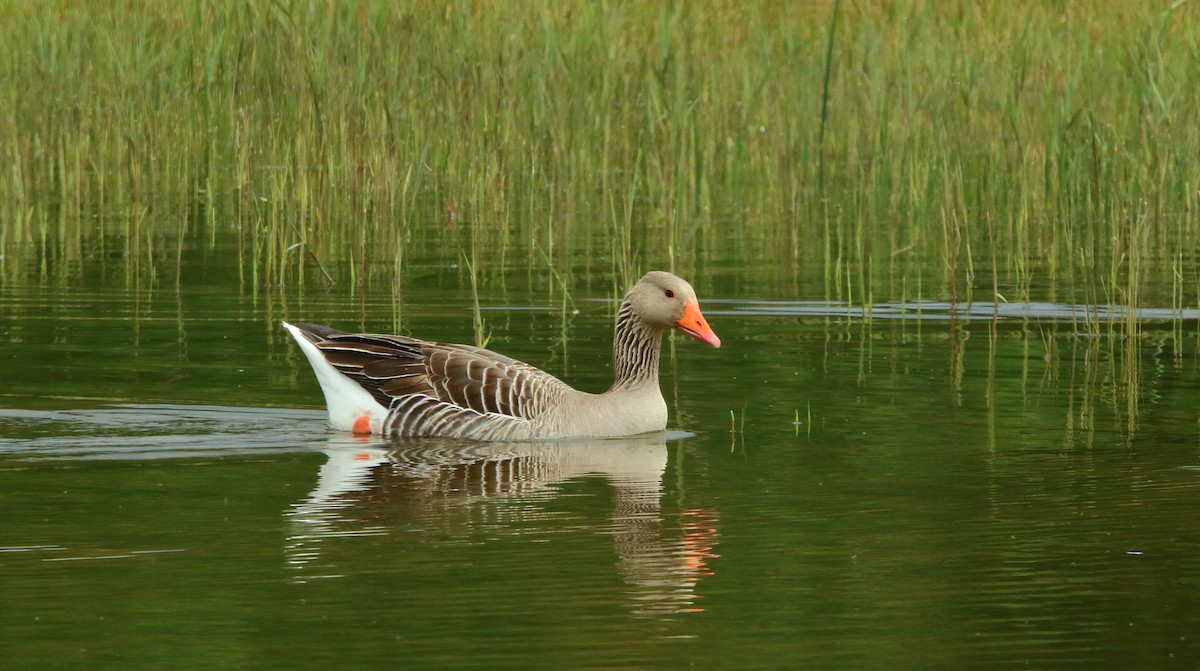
xmin=294 ymin=323 xmax=569 ymax=422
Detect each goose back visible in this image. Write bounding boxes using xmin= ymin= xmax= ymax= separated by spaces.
xmin=290 ymin=323 xmax=573 ymax=439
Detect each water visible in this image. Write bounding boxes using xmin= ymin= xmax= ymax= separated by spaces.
xmin=2 ymin=274 xmax=1200 ymax=669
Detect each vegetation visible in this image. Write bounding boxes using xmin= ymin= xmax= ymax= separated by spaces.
xmin=2 ymin=0 xmax=1199 ymax=313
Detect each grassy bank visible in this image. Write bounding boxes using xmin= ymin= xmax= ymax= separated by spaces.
xmin=2 ymin=0 xmax=1199 ymax=308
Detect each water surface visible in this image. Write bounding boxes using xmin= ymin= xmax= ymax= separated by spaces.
xmin=2 ymin=277 xmax=1199 ymax=669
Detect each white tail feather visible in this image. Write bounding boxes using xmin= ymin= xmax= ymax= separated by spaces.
xmin=282 ymin=321 xmax=388 ymax=433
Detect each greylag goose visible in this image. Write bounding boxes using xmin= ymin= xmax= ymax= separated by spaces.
xmin=283 ymin=271 xmax=720 ymax=439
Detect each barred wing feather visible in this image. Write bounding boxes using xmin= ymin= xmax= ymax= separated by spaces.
xmin=298 ymin=324 xmax=568 ymax=430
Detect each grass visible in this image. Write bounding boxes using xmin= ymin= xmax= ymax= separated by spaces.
xmin=1 ymin=0 xmax=1199 ymax=314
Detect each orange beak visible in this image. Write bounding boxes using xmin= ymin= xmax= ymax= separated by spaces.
xmin=676 ymin=301 xmax=721 ymax=348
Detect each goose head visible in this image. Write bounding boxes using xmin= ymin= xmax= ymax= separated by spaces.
xmin=627 ymin=271 xmax=721 ymax=348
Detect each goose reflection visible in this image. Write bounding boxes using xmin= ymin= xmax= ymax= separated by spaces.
xmin=285 ymin=433 xmax=717 ymax=615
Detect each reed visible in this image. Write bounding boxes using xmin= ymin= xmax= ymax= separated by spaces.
xmin=1 ymin=0 xmax=1198 ymax=313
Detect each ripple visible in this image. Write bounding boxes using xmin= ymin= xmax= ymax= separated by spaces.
xmin=705 ymin=299 xmax=1200 ymax=322
xmin=0 ymin=403 xmax=352 ymax=460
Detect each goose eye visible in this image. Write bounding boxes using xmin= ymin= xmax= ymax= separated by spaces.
xmin=665 ymin=289 xmax=675 ymax=298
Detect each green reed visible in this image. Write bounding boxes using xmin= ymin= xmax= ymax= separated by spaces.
xmin=2 ymin=0 xmax=1199 ymax=312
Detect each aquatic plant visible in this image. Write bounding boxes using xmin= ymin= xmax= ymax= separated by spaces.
xmin=1 ymin=0 xmax=1197 ymax=314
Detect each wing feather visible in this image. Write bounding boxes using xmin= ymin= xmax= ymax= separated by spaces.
xmin=301 ymin=326 xmax=568 ymax=434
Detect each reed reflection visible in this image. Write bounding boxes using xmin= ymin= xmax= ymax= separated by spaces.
xmin=286 ymin=434 xmax=717 ymax=616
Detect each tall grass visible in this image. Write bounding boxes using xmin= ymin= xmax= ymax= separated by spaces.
xmin=2 ymin=0 xmax=1199 ymax=310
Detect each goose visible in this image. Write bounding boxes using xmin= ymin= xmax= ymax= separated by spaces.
xmin=282 ymin=271 xmax=721 ymax=439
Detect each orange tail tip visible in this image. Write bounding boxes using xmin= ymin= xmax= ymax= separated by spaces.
xmin=352 ymin=415 xmax=373 ymax=435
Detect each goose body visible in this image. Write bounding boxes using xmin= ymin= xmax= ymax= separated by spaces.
xmin=283 ymin=271 xmax=721 ymax=440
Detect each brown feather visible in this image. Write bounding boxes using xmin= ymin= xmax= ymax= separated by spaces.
xmin=297 ymin=325 xmax=565 ymax=426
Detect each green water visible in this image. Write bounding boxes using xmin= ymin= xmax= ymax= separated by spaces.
xmin=4 ymin=1 xmax=1200 ymax=667
xmin=2 ymin=257 xmax=1199 ymax=670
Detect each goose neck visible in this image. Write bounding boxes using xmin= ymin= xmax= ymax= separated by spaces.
xmin=610 ymin=300 xmax=663 ymax=391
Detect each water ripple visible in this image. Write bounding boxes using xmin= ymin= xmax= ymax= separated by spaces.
xmin=705 ymin=299 xmax=1200 ymax=322
xmin=0 ymin=404 xmax=347 ymax=460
